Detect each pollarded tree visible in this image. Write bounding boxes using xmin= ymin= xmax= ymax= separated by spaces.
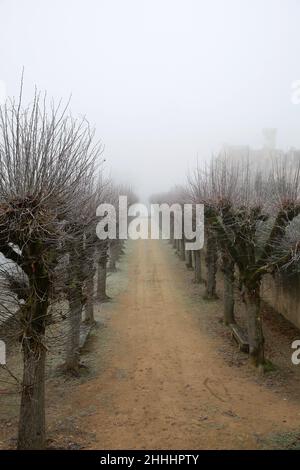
xmin=204 ymin=155 xmax=300 ymax=367
xmin=95 ymin=181 xmax=115 ymax=303
xmin=0 ymin=89 xmax=99 ymax=448
xmin=188 ymin=165 xmax=219 ymax=299
xmin=95 ymin=183 xmax=138 ymax=302
xmin=271 ymin=212 xmax=300 ymax=276
xmin=63 ymin=172 xmax=101 ymax=375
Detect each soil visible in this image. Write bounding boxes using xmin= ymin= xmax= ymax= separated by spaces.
xmin=1 ymin=239 xmax=300 ymax=450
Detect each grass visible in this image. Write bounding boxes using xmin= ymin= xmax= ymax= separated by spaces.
xmin=262 ymin=430 xmax=300 ymax=449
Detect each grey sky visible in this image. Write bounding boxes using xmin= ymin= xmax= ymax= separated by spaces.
xmin=1 ymin=0 xmax=300 ymax=201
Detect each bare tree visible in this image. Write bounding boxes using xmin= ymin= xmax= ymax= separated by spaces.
xmin=193 ymin=250 xmax=202 ymax=283
xmin=193 ymin=154 xmax=300 ymax=367
xmin=220 ymin=249 xmax=235 ymax=325
xmin=63 ymin=173 xmax=105 ymax=375
xmin=204 ymin=228 xmax=218 ymax=299
xmin=0 ymin=88 xmax=99 ymax=448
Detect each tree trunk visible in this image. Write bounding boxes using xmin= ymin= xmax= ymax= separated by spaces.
xmin=108 ymin=257 xmax=116 ymax=272
xmin=222 ymin=253 xmax=235 ymax=325
xmin=172 ymin=237 xmax=177 ymax=250
xmin=97 ymin=260 xmax=108 ymax=301
xmin=64 ymin=245 xmax=85 ymax=374
xmin=18 ymin=266 xmax=49 ymax=450
xmin=97 ymin=246 xmax=109 ymax=302
xmin=244 ymin=283 xmax=265 ymax=367
xmin=84 ymin=275 xmax=95 ymax=325
xmin=185 ymin=249 xmax=193 ymax=268
xmin=18 ymin=341 xmax=46 ymax=449
xmin=65 ymin=287 xmax=83 ymax=375
xmin=180 ymin=239 xmax=185 ymax=261
xmin=170 ymin=215 xmax=174 ymax=245
xmin=116 ymin=240 xmax=125 ymax=258
xmin=193 ymin=250 xmax=202 ymax=283
xmin=205 ymin=233 xmax=218 ymax=299
xmin=108 ymin=244 xmax=117 ymax=272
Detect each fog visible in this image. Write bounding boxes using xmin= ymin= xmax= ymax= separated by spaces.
xmin=1 ymin=0 xmax=300 ymax=201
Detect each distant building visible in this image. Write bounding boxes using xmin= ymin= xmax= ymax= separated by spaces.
xmin=219 ymin=130 xmax=300 ymax=170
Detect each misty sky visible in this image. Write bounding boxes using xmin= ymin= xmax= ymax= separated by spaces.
xmin=1 ymin=0 xmax=300 ymax=201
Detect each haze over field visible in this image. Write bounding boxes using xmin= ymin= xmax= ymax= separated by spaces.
xmin=1 ymin=0 xmax=300 ymax=200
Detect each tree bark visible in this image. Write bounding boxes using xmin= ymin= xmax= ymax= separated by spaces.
xmin=84 ymin=274 xmax=95 ymax=325
xmin=193 ymin=250 xmax=202 ymax=283
xmin=18 ymin=262 xmax=49 ymax=450
xmin=180 ymin=239 xmax=185 ymax=261
xmin=18 ymin=341 xmax=46 ymax=449
xmin=64 ymin=245 xmax=85 ymax=375
xmin=172 ymin=237 xmax=177 ymax=250
xmin=170 ymin=214 xmax=174 ymax=246
xmin=244 ymin=284 xmax=265 ymax=367
xmin=116 ymin=240 xmax=125 ymax=258
xmin=221 ymin=253 xmax=235 ymax=325
xmin=108 ymin=257 xmax=116 ymax=272
xmin=65 ymin=286 xmax=83 ymax=374
xmin=185 ymin=249 xmax=193 ymax=268
xmin=205 ymin=232 xmax=218 ymax=299
xmin=97 ymin=245 xmax=109 ymax=302
xmin=108 ymin=243 xmax=117 ymax=272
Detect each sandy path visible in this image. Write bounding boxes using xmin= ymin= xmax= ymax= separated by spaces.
xmin=73 ymin=239 xmax=300 ymax=449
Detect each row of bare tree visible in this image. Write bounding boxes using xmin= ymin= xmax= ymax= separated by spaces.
xmin=152 ymin=153 xmax=300 ymax=370
xmin=0 ymin=90 xmax=135 ymax=449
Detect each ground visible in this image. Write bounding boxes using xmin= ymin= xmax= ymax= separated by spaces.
xmin=1 ymin=239 xmax=300 ymax=449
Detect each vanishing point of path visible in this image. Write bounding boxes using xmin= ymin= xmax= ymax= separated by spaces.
xmin=69 ymin=239 xmax=300 ymax=449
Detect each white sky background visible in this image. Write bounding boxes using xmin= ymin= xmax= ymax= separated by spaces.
xmin=1 ymin=0 xmax=300 ymax=201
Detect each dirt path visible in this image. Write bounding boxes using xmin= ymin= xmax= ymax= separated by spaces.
xmin=70 ymin=239 xmax=300 ymax=449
